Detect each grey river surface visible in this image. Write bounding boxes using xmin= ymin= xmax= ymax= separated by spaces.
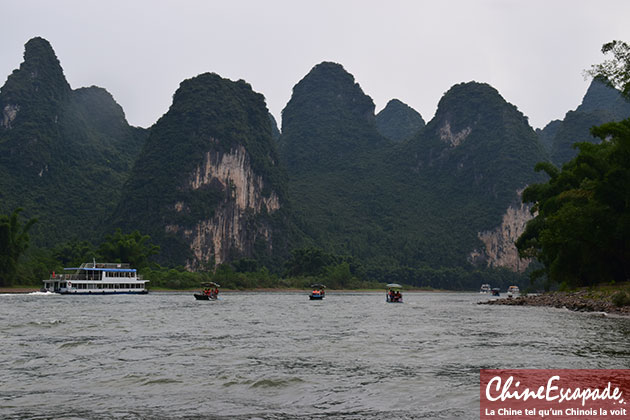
xmin=1 ymin=292 xmax=630 ymax=419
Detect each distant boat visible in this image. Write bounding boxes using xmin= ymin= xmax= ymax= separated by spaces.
xmin=386 ymin=283 xmax=403 ymax=303
xmin=194 ymin=282 xmax=220 ymax=301
xmin=480 ymin=284 xmax=491 ymax=294
xmin=491 ymin=288 xmax=501 ymax=297
xmin=309 ymin=283 xmax=326 ymax=300
xmin=41 ymin=262 xmax=149 ymax=294
xmin=507 ymin=285 xmax=520 ymax=298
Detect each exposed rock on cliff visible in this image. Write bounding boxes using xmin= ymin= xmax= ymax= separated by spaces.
xmin=112 ymin=72 xmax=287 ymax=269
xmin=470 ymin=190 xmax=533 ymax=272
xmin=173 ymin=145 xmax=281 ymax=269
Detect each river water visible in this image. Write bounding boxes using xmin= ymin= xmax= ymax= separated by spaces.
xmin=1 ymin=291 xmax=629 ymax=419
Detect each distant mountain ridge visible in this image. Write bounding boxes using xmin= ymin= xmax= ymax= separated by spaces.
xmin=537 ymin=78 xmax=630 ymax=166
xmin=279 ymin=64 xmax=547 ymax=285
xmin=0 ymin=37 xmax=146 ymax=246
xmin=4 ymin=37 xmax=627 ymax=290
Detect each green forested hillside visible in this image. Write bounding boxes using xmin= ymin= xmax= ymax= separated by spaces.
xmin=392 ymin=82 xmax=548 ymax=267
xmin=375 ymin=98 xmax=425 ymax=142
xmin=110 ymin=73 xmax=289 ymax=269
xmin=279 ymin=63 xmax=546 ymax=287
xmin=0 ymin=37 xmax=146 ymax=246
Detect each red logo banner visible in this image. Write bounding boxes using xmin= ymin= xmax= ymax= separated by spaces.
xmin=480 ymin=370 xmax=629 ymax=419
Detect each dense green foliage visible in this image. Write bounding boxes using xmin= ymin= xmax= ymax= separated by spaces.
xmin=517 ymin=119 xmax=630 ymax=287
xmin=0 ymin=208 xmax=37 ymax=286
xmin=587 ymin=40 xmax=630 ymax=97
xmin=0 ymin=38 xmax=146 ymax=247
xmin=375 ymin=98 xmax=425 ymax=142
xmin=97 ymin=229 xmax=160 ymax=270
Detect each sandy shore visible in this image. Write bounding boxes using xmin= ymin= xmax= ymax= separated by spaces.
xmin=479 ymin=290 xmax=630 ymax=316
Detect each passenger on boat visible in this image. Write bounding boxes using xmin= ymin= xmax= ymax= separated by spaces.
xmin=214 ymin=287 xmax=219 ymax=297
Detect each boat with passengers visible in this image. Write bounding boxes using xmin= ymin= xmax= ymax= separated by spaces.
xmin=42 ymin=261 xmax=149 ymax=294
xmin=194 ymin=282 xmax=221 ymax=300
xmin=386 ymin=283 xmax=403 ymax=303
xmin=309 ymin=283 xmax=326 ymax=300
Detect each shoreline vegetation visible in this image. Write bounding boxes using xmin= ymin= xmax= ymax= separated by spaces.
xmin=479 ymin=283 xmax=630 ymax=316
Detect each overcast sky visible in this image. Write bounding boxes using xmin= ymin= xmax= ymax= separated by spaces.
xmin=2 ymin=0 xmax=630 ymax=130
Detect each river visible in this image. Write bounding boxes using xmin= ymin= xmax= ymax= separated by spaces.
xmin=1 ymin=291 xmax=629 ymax=419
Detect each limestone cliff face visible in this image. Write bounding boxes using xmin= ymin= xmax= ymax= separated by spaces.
xmin=167 ymin=145 xmax=280 ymax=269
xmin=469 ymin=190 xmax=533 ymax=272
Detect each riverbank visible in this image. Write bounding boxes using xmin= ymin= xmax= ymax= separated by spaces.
xmin=0 ymin=287 xmax=39 ymax=293
xmin=480 ymin=285 xmax=630 ymax=316
xmin=1 ymin=286 xmax=444 ymax=294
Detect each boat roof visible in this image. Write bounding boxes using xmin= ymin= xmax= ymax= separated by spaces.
xmin=64 ymin=267 xmax=136 ymax=272
xmin=386 ymin=283 xmax=402 ymax=289
xmin=310 ymin=283 xmax=326 ymax=288
xmin=201 ymin=282 xmax=220 ymax=287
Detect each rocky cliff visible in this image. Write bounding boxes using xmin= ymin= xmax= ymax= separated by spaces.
xmin=112 ymin=73 xmax=287 ymax=269
xmin=469 ymin=190 xmax=533 ymax=272
xmin=169 ymin=145 xmax=281 ymax=269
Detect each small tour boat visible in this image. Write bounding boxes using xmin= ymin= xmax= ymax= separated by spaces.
xmin=386 ymin=283 xmax=403 ymax=303
xmin=491 ymin=288 xmax=501 ymax=297
xmin=507 ymin=285 xmax=520 ymax=297
xmin=194 ymin=282 xmax=220 ymax=300
xmin=480 ymin=284 xmax=491 ymax=294
xmin=309 ymin=283 xmax=326 ymax=300
xmin=41 ymin=262 xmax=149 ymax=294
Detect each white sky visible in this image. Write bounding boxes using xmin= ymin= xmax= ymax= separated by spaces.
xmin=2 ymin=0 xmax=629 ymax=130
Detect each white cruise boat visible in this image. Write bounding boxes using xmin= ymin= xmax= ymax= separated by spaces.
xmin=42 ymin=262 xmax=149 ymax=294
xmin=479 ymin=284 xmax=491 ymax=294
xmin=507 ymin=285 xmax=520 ymax=297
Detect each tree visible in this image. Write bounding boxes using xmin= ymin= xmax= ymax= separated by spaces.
xmin=284 ymin=247 xmax=336 ymax=277
xmin=0 ymin=208 xmax=37 ymax=286
xmin=516 ymin=119 xmax=630 ymax=287
xmin=517 ymin=40 xmax=630 ymax=288
xmin=586 ymin=40 xmax=630 ymax=97
xmin=97 ymin=229 xmax=159 ymax=270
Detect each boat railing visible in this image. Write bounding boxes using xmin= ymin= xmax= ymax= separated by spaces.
xmin=48 ymin=273 xmax=144 ymax=281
